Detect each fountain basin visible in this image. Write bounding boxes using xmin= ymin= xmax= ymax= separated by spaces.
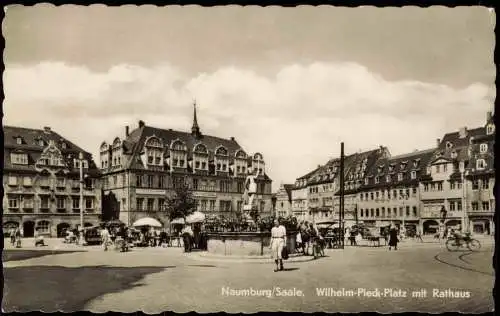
xmin=206 ymin=232 xmax=296 ymax=256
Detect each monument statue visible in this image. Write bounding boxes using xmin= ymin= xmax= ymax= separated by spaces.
xmin=242 ymin=170 xmax=258 ymax=212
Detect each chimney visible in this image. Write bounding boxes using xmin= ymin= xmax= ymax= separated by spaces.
xmin=436 ymin=138 xmax=441 ymax=147
xmin=459 ymin=127 xmax=467 ymax=138
xmin=138 ymin=120 xmax=145 ymax=128
xmin=43 ymin=126 xmax=51 ymax=133
xmin=125 ymin=126 xmax=129 ymax=137
xmin=487 ymin=111 xmax=492 ymax=121
xmin=230 ymin=137 xmax=235 ymax=141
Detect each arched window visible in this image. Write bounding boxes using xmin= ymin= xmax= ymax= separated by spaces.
xmin=215 ymin=146 xmax=228 ymax=156
xmin=100 ymin=142 xmax=109 ymax=152
xmin=146 ymin=136 xmax=162 ymax=148
xmin=476 ymin=159 xmax=486 ymax=170
xmin=113 ymin=137 xmax=121 ymax=148
xmin=171 ymin=140 xmax=186 ymax=151
xmin=235 ymin=149 xmax=246 ymax=159
xmin=194 ymin=143 xmax=208 ymax=154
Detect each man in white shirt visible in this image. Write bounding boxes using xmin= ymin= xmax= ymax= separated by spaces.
xmin=270 ymin=219 xmax=287 ymax=272
xmin=101 ymin=226 xmax=110 ymax=251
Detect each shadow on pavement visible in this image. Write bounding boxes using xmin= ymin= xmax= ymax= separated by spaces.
xmin=2 ymin=250 xmax=86 ymax=262
xmin=2 ymin=265 xmax=172 ymax=312
xmin=282 ymin=267 xmax=300 ymax=272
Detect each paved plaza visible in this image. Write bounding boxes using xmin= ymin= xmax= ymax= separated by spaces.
xmin=2 ymin=237 xmax=495 ymax=313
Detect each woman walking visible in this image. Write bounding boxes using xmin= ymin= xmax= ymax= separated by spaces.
xmin=270 ymin=219 xmax=286 ymax=272
xmin=388 ymin=224 xmax=399 ymax=251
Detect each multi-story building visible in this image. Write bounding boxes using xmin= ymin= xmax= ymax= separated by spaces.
xmin=465 ymin=111 xmax=495 ymax=234
xmin=3 ymin=126 xmax=102 ymax=237
xmin=334 ymin=147 xmax=389 ymax=227
xmin=291 ymin=168 xmax=318 ymax=222
xmin=292 ymin=147 xmax=387 ymax=225
xmin=99 ymin=104 xmax=273 ymax=226
xmin=274 ymin=183 xmax=293 ymax=218
xmin=358 ymin=148 xmax=435 ymax=233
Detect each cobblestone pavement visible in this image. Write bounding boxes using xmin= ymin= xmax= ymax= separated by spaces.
xmin=3 ymin=238 xmax=494 ymax=313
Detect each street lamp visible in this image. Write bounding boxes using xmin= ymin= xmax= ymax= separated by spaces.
xmin=77 ymin=152 xmax=87 ymax=245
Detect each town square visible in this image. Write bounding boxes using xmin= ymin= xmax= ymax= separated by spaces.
xmin=1 ymin=5 xmax=496 ymax=314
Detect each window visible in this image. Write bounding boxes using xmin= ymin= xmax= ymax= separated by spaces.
xmin=375 ymin=191 xmax=380 ymax=199
xmin=360 ymin=209 xmax=364 ymax=217
xmin=480 ymin=144 xmax=488 ymax=153
xmin=397 ymin=173 xmax=403 ymax=181
xmin=137 ymin=198 xmax=144 ymax=211
xmin=360 ymin=194 xmax=363 ymax=201
xmin=158 ymin=199 xmax=165 ymax=211
xmin=220 ymin=200 xmax=232 ymax=212
xmin=137 ymin=175 xmax=143 ymax=187
xmin=40 ymin=197 xmax=49 ymax=209
xmin=37 ymin=221 xmax=50 ymax=234
xmin=8 ymin=176 xmax=18 ymax=186
xmin=410 ymin=171 xmax=416 ymax=180
xmin=381 ymin=208 xmax=385 ymax=217
xmin=159 ymin=176 xmax=165 ymax=188
xmin=148 ymin=156 xmax=153 ymax=164
xmin=85 ymin=198 xmax=93 ymax=209
xmin=376 ymin=209 xmax=380 ymax=217
xmin=443 ymin=164 xmax=447 ymax=172
xmin=11 ymin=153 xmax=28 ymax=165
xmin=56 ymin=197 xmax=66 ymax=210
xmin=73 ymin=197 xmax=80 ymax=209
xmin=406 ymin=206 xmax=410 ymax=217
xmin=56 ymin=178 xmax=65 ymax=188
xmin=471 ymin=202 xmax=479 ymax=211
xmin=482 ymin=178 xmax=489 ymax=190
xmin=23 ymin=177 xmax=32 ymax=187
xmin=364 ymin=178 xmax=369 ymax=185
xmin=370 ymin=192 xmax=374 ymax=200
xmin=457 ymin=201 xmax=462 ymax=211
xmin=147 ymin=199 xmax=154 ymax=211
xmin=450 ymin=181 xmax=456 ymax=190
xmin=472 ymin=179 xmax=479 ymax=190
xmin=147 ymin=175 xmax=154 ymax=188
xmin=260 ymin=201 xmax=265 ymax=212
xmin=23 ymin=197 xmax=34 ymax=209
xmin=435 ymin=165 xmax=440 ymax=173
xmin=480 ymin=201 xmax=490 ymax=211
xmin=209 ymin=200 xmax=216 ymax=211
xmin=375 ymin=176 xmax=379 ymax=184
xmin=476 ymin=159 xmax=486 ymax=170
xmin=16 ymin=137 xmax=22 ymax=145
xmin=412 ymin=187 xmax=417 ymax=195
xmin=179 ymin=159 xmax=185 ymax=167
xmin=8 ymin=196 xmax=19 ymax=208
xmin=393 ymin=189 xmax=398 ymax=199
xmin=399 ymin=207 xmax=403 ymax=217
xmin=437 ymin=182 xmax=443 ymax=191
xmin=154 ymin=157 xmax=160 ymax=165
xmin=195 ymin=161 xmax=201 ymax=169
xmin=430 ymin=183 xmax=436 ymax=191
xmin=386 ymin=175 xmax=391 ymax=182
xmin=486 ymin=124 xmax=494 ymax=135
xmin=412 ymin=206 xmax=417 ymax=217
xmin=202 ymin=162 xmax=207 ymax=170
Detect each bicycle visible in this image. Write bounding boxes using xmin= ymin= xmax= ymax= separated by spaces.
xmin=445 ymin=234 xmax=481 ymax=251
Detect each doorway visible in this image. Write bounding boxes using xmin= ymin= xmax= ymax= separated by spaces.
xmin=23 ymin=221 xmax=35 ymax=237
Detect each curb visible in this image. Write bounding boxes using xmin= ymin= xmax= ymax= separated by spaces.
xmin=188 ymin=252 xmax=318 ymax=264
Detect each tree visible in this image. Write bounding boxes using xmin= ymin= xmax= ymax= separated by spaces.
xmin=165 ymin=180 xmax=196 ymax=221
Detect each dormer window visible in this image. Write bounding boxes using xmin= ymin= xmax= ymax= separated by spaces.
xmin=38 ymin=139 xmax=44 ymax=147
xmin=400 ymin=162 xmax=407 ymax=170
xmin=364 ymin=178 xmax=369 ymax=185
xmin=451 ymin=150 xmax=458 ymax=159
xmin=480 ymin=143 xmax=488 ymax=153
xmin=413 ymin=160 xmax=418 ymax=168
xmin=476 ymin=159 xmax=486 ymax=170
xmin=389 ymin=165 xmax=394 ymax=172
xmin=446 ymin=142 xmax=453 ymax=149
xmin=61 ymin=142 xmax=67 ymax=149
xmin=410 ymin=171 xmax=417 ymax=179
xmin=398 ymin=173 xmax=403 ymax=181
xmin=375 ymin=176 xmax=380 ymax=184
xmin=386 ymin=175 xmax=391 ymax=182
xmin=486 ymin=124 xmax=494 ymax=135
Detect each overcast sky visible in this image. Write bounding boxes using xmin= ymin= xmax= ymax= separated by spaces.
xmin=2 ymin=5 xmax=495 ymax=191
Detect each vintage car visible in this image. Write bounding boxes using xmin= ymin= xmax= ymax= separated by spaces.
xmin=84 ymin=227 xmax=102 ymax=245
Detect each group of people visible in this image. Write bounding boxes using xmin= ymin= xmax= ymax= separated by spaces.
xmin=295 ymin=221 xmax=325 ymax=256
xmin=9 ymin=227 xmax=22 ymax=248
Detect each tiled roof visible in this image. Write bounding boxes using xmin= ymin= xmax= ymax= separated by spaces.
xmin=3 ymin=126 xmax=100 ymax=176
xmin=359 ymin=148 xmax=435 ymax=190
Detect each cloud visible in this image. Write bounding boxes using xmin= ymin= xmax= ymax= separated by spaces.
xmin=3 ymin=61 xmax=494 ymax=189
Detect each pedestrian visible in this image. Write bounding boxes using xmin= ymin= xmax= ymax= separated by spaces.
xmin=181 ymin=225 xmax=194 ymax=252
xmin=415 ymin=227 xmax=424 ymax=243
xmin=295 ymin=230 xmax=303 ymax=254
xmin=388 ymin=224 xmax=399 ymax=250
xmin=14 ymin=227 xmax=22 ymax=248
xmin=10 ymin=227 xmax=16 ymax=246
xmin=270 ymin=219 xmax=286 ymax=272
xmin=101 ymin=226 xmax=110 ymax=251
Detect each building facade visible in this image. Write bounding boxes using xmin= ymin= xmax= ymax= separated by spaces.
xmin=274 ymin=183 xmax=293 ymax=218
xmin=3 ymin=126 xmax=102 ymax=237
xmin=291 ymin=170 xmax=316 ymax=221
xmin=99 ymin=103 xmax=273 ymax=226
xmin=358 ymin=149 xmax=435 ymax=233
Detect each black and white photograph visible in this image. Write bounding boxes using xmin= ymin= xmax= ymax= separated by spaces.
xmin=1 ymin=4 xmax=495 ymax=313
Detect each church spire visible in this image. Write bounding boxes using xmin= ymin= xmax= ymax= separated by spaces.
xmin=191 ymin=98 xmax=202 ymax=138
